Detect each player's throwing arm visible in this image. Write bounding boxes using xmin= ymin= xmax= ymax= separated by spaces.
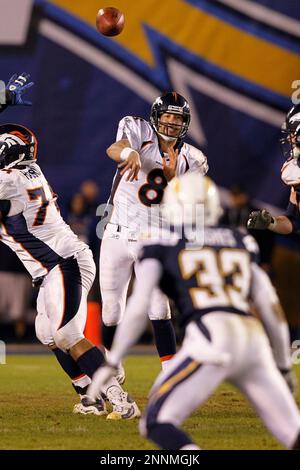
xmin=107 ymin=139 xmax=141 ymax=181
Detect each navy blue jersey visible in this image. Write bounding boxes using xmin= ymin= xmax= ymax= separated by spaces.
xmin=140 ymin=227 xmax=258 ymax=329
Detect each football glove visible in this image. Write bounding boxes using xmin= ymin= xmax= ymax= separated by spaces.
xmin=247 ymin=209 xmax=274 ymax=230
xmin=6 ymin=72 xmax=34 ymax=106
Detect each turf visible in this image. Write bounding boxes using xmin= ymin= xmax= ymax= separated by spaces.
xmin=0 ymin=355 xmax=299 ymax=450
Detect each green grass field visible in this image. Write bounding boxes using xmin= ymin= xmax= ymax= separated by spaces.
xmin=0 ymin=355 xmax=299 ymax=450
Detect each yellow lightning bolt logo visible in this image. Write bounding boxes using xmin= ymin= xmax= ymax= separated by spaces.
xmin=49 ymin=0 xmax=300 ymax=98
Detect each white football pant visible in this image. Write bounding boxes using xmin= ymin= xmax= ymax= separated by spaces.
xmin=35 ymin=248 xmax=96 ymax=352
xmin=100 ymin=224 xmax=170 ymax=326
xmin=141 ymin=312 xmax=300 ymax=449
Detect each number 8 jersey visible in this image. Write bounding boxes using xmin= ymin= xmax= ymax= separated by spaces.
xmin=107 ymin=116 xmax=208 ymax=234
xmin=0 ymin=163 xmax=87 ymax=279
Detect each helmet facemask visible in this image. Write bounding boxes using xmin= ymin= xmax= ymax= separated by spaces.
xmin=156 ymin=112 xmax=186 ymax=141
xmin=280 ymin=106 xmax=300 ymax=160
xmin=0 ymin=140 xmax=27 ymax=169
xmin=0 ymin=124 xmax=37 ymax=170
xmin=280 ymin=124 xmax=300 ymax=160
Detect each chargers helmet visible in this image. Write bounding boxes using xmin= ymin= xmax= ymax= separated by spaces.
xmin=162 ymin=173 xmax=223 ymax=227
xmin=0 ymin=123 xmax=37 ymax=170
xmin=150 ymin=92 xmax=191 ymax=141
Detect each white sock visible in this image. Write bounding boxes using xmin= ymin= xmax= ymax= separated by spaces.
xmin=72 ymin=374 xmax=91 ymax=389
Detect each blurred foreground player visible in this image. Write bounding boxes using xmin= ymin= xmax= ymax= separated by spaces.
xmin=100 ymin=92 xmax=208 ymax=380
xmin=90 ymin=174 xmax=299 ymax=449
xmin=0 ymin=74 xmax=139 ymax=419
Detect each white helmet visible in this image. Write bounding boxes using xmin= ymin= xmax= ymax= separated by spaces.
xmin=162 ymin=173 xmax=223 ymax=227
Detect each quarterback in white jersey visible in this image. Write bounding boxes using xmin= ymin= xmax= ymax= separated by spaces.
xmin=0 ymin=80 xmax=140 ymax=420
xmin=108 ymin=114 xmax=207 ymax=233
xmin=90 ymin=174 xmax=300 ymax=450
xmin=248 ymin=104 xmax=300 ymax=235
xmin=100 ymin=92 xmax=208 ymax=375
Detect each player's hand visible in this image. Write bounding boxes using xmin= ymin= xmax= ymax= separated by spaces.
xmin=163 ymin=147 xmax=178 ymax=182
xmin=6 ymin=72 xmax=34 ymax=106
xmin=118 ymin=150 xmax=141 ymax=181
xmin=247 ymin=209 xmax=274 ymax=230
xmin=87 ymin=362 xmax=118 ymax=401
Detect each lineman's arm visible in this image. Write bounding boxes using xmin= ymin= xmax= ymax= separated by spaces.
xmin=106 ymin=139 xmax=141 ymax=181
xmin=247 ymin=186 xmax=300 ymax=234
xmin=247 ymin=209 xmax=293 ymax=234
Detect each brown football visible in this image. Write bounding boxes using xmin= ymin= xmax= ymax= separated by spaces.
xmin=96 ymin=7 xmax=125 ymax=37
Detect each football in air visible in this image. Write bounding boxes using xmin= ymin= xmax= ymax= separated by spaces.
xmin=96 ymin=7 xmax=125 ymax=36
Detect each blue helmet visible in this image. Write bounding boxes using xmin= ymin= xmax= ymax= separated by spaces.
xmin=150 ymin=91 xmax=191 ymax=140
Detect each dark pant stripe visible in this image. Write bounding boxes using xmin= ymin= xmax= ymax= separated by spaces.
xmin=58 ymin=257 xmax=82 ymax=330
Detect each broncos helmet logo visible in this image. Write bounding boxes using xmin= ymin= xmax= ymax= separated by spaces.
xmin=0 ymin=123 xmax=37 ymax=169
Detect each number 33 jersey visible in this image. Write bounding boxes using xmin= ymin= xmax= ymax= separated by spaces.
xmin=139 ymin=227 xmax=260 ymax=328
xmin=0 ymin=164 xmax=87 ymax=279
xmin=107 ymin=116 xmax=208 ymax=234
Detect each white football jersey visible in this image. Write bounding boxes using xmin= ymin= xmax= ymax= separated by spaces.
xmin=0 ymin=163 xmax=87 ymax=279
xmin=107 ymin=116 xmax=208 ymax=235
xmin=281 ymin=157 xmax=300 ymax=186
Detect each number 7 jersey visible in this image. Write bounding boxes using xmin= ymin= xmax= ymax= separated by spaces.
xmin=0 ymin=163 xmax=87 ymax=279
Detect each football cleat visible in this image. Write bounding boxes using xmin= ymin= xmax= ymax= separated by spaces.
xmin=105 ymin=386 xmax=141 ymax=420
xmin=73 ymin=395 xmax=107 ymax=416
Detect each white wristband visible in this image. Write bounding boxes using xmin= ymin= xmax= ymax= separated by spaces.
xmin=120 ymin=147 xmax=136 ymax=161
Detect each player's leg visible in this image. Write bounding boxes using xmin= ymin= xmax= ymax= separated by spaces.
xmin=47 ymin=250 xmax=139 ymax=419
xmin=100 ymin=236 xmax=134 ymax=383
xmin=134 ymin=255 xmax=176 ymax=371
xmin=234 ymin=333 xmax=300 ymax=449
xmin=100 ymin=237 xmax=133 ymax=345
xmin=148 ymin=289 xmax=176 ymax=371
xmin=35 ymin=283 xmax=105 ymax=415
xmin=140 ymin=323 xmax=228 ymax=449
